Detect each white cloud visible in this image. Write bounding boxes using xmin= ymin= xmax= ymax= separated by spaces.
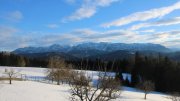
xmin=35 ymin=29 xmax=140 ymax=45
xmin=148 ymin=31 xmax=180 ymax=47
xmin=1 ymin=27 xmax=180 ymax=50
xmin=17 ymin=29 xmax=180 ymax=49
xmin=65 ymin=0 xmax=76 ymax=4
xmin=63 ymin=0 xmax=119 ymax=22
xmin=130 ymin=17 xmax=180 ymax=30
xmin=46 ymin=24 xmax=59 ymax=29
xmin=0 ymin=26 xmax=35 ymax=51
xmin=138 ymin=29 xmax=155 ymax=33
xmin=0 ymin=25 xmax=20 ymax=51
xmin=0 ymin=25 xmax=18 ymax=38
xmin=5 ymin=11 xmax=23 ymax=22
xmin=63 ymin=29 xmax=180 ymax=48
xmin=101 ymin=1 xmax=180 ymax=27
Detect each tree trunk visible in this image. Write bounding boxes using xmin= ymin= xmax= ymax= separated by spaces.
xmin=144 ymin=93 xmax=147 ymax=100
xmin=52 ymin=78 xmax=54 ymax=83
xmin=57 ymin=80 xmax=60 ymax=85
xmin=9 ymin=78 xmax=12 ymax=84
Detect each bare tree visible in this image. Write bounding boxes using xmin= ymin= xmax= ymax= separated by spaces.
xmin=69 ymin=61 xmax=121 ymax=101
xmin=47 ymin=57 xmax=72 ymax=85
xmin=137 ymin=80 xmax=155 ymax=100
xmin=4 ymin=68 xmax=19 ymax=84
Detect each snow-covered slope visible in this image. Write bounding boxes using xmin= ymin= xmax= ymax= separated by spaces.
xmin=0 ymin=81 xmax=70 ymax=101
xmin=0 ymin=66 xmax=171 ymax=101
xmin=0 ymin=81 xmax=171 ymax=101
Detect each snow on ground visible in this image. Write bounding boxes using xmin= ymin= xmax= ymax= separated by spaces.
xmin=119 ymin=87 xmax=170 ymax=101
xmin=0 ymin=81 xmax=171 ymax=101
xmin=122 ymin=73 xmax=131 ymax=82
xmin=0 ymin=66 xmax=172 ymax=101
xmin=0 ymin=66 xmax=46 ymax=77
xmin=0 ymin=81 xmax=70 ymax=101
xmin=0 ymin=66 xmax=131 ymax=81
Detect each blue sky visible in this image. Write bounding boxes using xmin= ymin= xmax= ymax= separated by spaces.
xmin=0 ymin=0 xmax=180 ymax=51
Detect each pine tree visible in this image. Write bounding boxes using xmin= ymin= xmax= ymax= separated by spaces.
xmin=131 ymin=52 xmax=141 ymax=87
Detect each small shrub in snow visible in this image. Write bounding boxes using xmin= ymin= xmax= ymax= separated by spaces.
xmin=4 ymin=68 xmax=20 ymax=84
xmin=137 ymin=80 xmax=155 ymax=100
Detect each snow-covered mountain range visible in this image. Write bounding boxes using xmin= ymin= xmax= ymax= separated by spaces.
xmin=13 ymin=42 xmax=170 ymax=54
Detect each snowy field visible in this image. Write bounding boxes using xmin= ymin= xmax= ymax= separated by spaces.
xmin=0 ymin=66 xmax=131 ymax=82
xmin=0 ymin=66 xmax=172 ymax=101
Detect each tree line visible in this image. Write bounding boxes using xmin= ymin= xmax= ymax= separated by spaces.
xmin=131 ymin=52 xmax=180 ymax=93
xmin=69 ymin=52 xmax=180 ymax=93
xmin=0 ymin=52 xmax=48 ymax=67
